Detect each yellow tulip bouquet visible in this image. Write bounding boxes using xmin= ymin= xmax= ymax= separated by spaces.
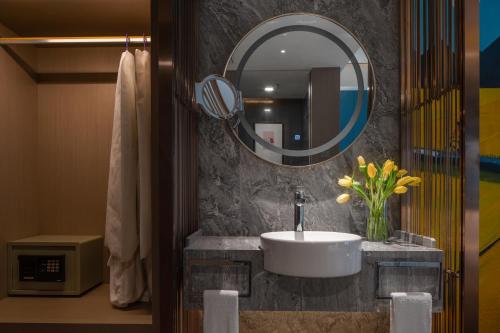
xmin=336 ymin=156 xmax=422 ymax=241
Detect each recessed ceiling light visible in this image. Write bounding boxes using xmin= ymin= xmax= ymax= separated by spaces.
xmin=264 ymin=107 xmax=271 ymax=112
xmin=264 ymin=86 xmax=275 ymax=92
xmin=280 ymin=49 xmax=286 ymax=54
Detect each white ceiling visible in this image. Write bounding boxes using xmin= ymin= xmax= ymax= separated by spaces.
xmin=225 ymin=14 xmax=370 ymax=99
xmin=241 ymin=31 xmax=351 ymax=71
xmin=0 ymin=0 xmax=150 ymax=37
xmin=226 ymin=14 xmax=367 ymax=71
xmin=240 ymin=70 xmax=310 ymax=99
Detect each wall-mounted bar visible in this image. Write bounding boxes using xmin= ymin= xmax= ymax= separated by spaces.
xmin=0 ymin=35 xmax=152 ymax=83
xmin=0 ymin=36 xmax=151 ymax=46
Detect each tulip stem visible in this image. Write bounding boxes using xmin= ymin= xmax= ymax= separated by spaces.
xmin=366 ymin=201 xmax=388 ymax=241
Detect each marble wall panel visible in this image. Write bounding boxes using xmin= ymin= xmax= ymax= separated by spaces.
xmin=199 ymin=0 xmax=401 ymax=236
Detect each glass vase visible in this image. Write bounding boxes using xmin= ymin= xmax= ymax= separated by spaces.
xmin=366 ymin=201 xmax=389 ymax=241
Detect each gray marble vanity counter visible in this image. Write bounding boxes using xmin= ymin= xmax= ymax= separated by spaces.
xmin=361 ymin=240 xmax=442 ymax=253
xmin=184 ymin=234 xmax=443 ymax=313
xmin=186 ymin=235 xmax=261 ymax=251
xmin=186 ymin=234 xmax=442 ymax=255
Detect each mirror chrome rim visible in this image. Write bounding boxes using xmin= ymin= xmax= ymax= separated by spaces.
xmin=230 ymin=24 xmax=364 ymax=157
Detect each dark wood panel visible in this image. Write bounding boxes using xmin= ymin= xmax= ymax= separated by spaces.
xmin=37 ymin=73 xmax=118 ymax=83
xmin=310 ymin=67 xmax=340 ymax=148
xmin=0 ymin=0 xmax=150 ymax=37
xmin=151 ymin=0 xmax=174 ymax=331
xmin=461 ymin=0 xmax=480 ymax=331
xmin=151 ymin=0 xmax=199 ymax=333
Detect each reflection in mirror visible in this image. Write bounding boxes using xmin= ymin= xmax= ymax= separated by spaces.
xmin=224 ymin=13 xmax=374 ymax=166
xmin=195 ymin=75 xmax=241 ymax=120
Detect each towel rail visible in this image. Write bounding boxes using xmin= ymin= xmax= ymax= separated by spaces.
xmin=0 ymin=36 xmax=151 ymax=46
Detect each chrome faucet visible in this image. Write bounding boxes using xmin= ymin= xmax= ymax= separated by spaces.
xmin=294 ymin=189 xmax=306 ymax=232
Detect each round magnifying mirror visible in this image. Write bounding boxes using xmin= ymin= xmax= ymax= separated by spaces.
xmin=224 ymin=13 xmax=374 ymax=166
xmin=195 ymin=75 xmax=241 ymax=120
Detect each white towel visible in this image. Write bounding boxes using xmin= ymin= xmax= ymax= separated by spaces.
xmin=390 ymin=292 xmax=432 ymax=333
xmin=135 ymin=49 xmax=152 ymax=300
xmin=105 ymin=51 xmax=145 ymax=307
xmin=203 ymin=290 xmax=239 ymax=333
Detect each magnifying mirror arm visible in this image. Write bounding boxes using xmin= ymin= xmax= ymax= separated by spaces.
xmin=194 ymin=81 xmax=203 ymax=111
xmin=194 ymin=75 xmax=244 ymax=121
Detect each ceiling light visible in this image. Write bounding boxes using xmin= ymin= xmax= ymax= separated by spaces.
xmin=264 ymin=86 xmax=275 ymax=92
xmin=264 ymin=108 xmax=271 ymax=112
xmin=280 ymin=49 xmax=286 ymax=54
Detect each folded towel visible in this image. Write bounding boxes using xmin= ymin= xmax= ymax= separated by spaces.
xmin=391 ymin=292 xmax=432 ymax=333
xmin=203 ymin=290 xmax=239 ymax=333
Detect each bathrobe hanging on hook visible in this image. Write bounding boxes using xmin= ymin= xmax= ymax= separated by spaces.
xmin=105 ymin=50 xmax=146 ymax=307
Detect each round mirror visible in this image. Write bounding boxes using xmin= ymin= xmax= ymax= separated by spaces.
xmin=195 ymin=75 xmax=241 ymax=120
xmin=224 ymin=13 xmax=374 ymax=166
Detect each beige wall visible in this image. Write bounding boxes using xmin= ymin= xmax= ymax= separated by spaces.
xmin=37 ymin=47 xmax=122 ymax=73
xmin=37 ymin=84 xmax=115 ymax=234
xmin=36 ymin=47 xmax=122 ymax=281
xmin=37 ymin=83 xmax=115 ymax=280
xmin=0 ymin=25 xmax=39 ymax=299
xmin=35 ymin=45 xmax=122 ymax=238
xmin=0 ymin=42 xmax=123 ymax=295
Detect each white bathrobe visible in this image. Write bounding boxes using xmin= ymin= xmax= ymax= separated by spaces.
xmin=105 ymin=51 xmax=145 ymax=307
xmin=135 ymin=49 xmax=152 ymax=299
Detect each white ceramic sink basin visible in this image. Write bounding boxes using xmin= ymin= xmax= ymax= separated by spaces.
xmin=260 ymin=231 xmax=362 ymax=278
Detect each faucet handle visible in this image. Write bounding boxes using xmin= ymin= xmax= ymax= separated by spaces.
xmin=294 ymin=188 xmax=306 ymax=202
xmin=295 ymin=190 xmax=305 ymax=199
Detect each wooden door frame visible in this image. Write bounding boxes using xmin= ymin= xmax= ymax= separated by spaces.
xmin=151 ymin=0 xmax=199 ymax=332
xmin=461 ymin=0 xmax=479 ymax=331
xmin=151 ymin=0 xmax=175 ymax=331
